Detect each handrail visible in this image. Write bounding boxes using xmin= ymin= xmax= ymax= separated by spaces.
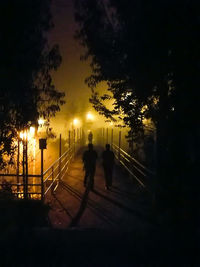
xmin=0 ymin=137 xmax=81 ymax=200
xmin=43 ymin=146 xmax=71 ymax=175
xmin=112 ymin=143 xmax=153 ymax=174
xmin=43 ymin=138 xmax=81 ymax=198
xmin=112 ymin=142 xmax=154 ymax=189
xmin=112 ymin=143 xmax=154 ymax=174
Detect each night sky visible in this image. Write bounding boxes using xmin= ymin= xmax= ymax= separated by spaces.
xmin=48 ymin=0 xmax=101 ymax=136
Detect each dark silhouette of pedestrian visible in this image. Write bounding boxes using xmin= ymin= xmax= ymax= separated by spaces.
xmin=82 ymin=143 xmax=98 ymax=190
xmin=88 ymin=131 xmax=93 ymax=144
xmin=102 ymin=144 xmax=115 ymax=190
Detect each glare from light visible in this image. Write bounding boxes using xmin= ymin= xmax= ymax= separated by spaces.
xmin=86 ymin=113 xmax=94 ymax=120
xmin=38 ymin=118 xmax=44 ymax=126
xmin=20 ymin=132 xmax=24 ymax=140
xmin=20 ymin=131 xmax=28 ymax=140
xmin=73 ymin=118 xmax=79 ymax=126
xmin=29 ymin=126 xmax=35 ymax=136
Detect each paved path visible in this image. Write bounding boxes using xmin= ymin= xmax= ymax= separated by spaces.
xmin=47 ymin=146 xmax=154 ymax=232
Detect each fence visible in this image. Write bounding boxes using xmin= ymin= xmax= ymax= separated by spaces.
xmin=0 ymin=133 xmax=81 ymax=201
xmin=111 ymin=143 xmax=155 ymax=190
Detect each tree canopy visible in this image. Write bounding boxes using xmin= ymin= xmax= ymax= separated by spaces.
xmin=0 ymin=0 xmax=65 ymax=168
xmin=74 ymin=0 xmax=199 ymax=134
xmin=75 ymin=0 xmax=200 ymax=218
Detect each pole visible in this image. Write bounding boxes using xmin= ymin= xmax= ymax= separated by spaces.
xmin=77 ymin=128 xmax=79 ymax=143
xmin=118 ymin=130 xmax=121 ymax=161
xmin=22 ymin=139 xmax=25 ymax=198
xmin=59 ymin=134 xmax=62 ymax=158
xmin=59 ymin=134 xmax=61 ymax=181
xmin=17 ymin=139 xmax=20 ymax=194
xmin=68 ymin=130 xmax=71 ymax=148
xmin=41 ymin=148 xmax=44 ymax=201
xmin=25 ymin=137 xmax=28 ymax=198
xmin=73 ymin=129 xmax=75 ymax=155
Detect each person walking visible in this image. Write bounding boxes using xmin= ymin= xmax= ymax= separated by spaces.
xmin=82 ymin=143 xmax=98 ymax=190
xmin=102 ymin=144 xmax=115 ymax=190
xmin=88 ymin=131 xmax=93 ymax=144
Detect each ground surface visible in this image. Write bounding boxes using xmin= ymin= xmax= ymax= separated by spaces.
xmin=47 ymin=146 xmax=154 ymax=232
xmin=0 ymin=147 xmax=199 ymax=266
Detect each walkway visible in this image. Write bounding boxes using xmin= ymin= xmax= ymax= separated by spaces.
xmin=47 ymin=146 xmax=154 ymax=232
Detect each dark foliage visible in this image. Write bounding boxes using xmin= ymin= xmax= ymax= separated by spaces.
xmin=74 ymin=0 xmax=200 ymax=223
xmin=0 ymin=0 xmax=65 ymax=168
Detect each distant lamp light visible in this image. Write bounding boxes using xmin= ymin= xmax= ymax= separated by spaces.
xmin=19 ymin=132 xmax=24 ymax=140
xmin=73 ymin=118 xmax=79 ymax=126
xmin=38 ymin=118 xmax=44 ymax=126
xmin=29 ymin=126 xmax=35 ymax=136
xmin=86 ymin=113 xmax=94 ymax=120
xmin=19 ymin=131 xmax=28 ymax=140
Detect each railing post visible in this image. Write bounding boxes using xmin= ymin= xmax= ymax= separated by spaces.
xmin=68 ymin=130 xmax=71 ymax=148
xmin=22 ymin=136 xmax=28 ymax=200
xmin=41 ymin=148 xmax=44 ymax=201
xmin=73 ymin=129 xmax=76 ymax=156
xmin=59 ymin=134 xmax=61 ymax=181
xmin=77 ymin=128 xmax=79 ymax=143
xmin=39 ymin=138 xmax=47 ymax=201
xmin=17 ymin=139 xmax=20 ymax=195
xmin=118 ymin=130 xmax=121 ymax=161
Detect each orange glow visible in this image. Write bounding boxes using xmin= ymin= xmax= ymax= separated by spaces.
xmin=20 ymin=131 xmax=28 ymax=140
xmin=73 ymin=118 xmax=79 ymax=125
xmin=86 ymin=112 xmax=94 ymax=120
xmin=29 ymin=126 xmax=35 ymax=136
xmin=38 ymin=118 xmax=45 ymax=126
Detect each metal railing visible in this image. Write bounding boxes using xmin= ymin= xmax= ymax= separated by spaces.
xmin=0 ymin=173 xmax=42 ymax=199
xmin=43 ymin=145 xmax=74 ymax=199
xmin=111 ymin=143 xmax=154 ymax=190
xmin=0 ymin=137 xmax=81 ymax=201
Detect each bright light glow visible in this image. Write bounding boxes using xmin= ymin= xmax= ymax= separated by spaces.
xmin=38 ymin=118 xmax=44 ymax=126
xmin=20 ymin=131 xmax=28 ymax=140
xmin=20 ymin=132 xmax=24 ymax=140
xmin=29 ymin=126 xmax=35 ymax=136
xmin=86 ymin=113 xmax=94 ymax=120
xmin=73 ymin=118 xmax=79 ymax=126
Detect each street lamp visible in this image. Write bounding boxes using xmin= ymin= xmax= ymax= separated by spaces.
xmin=73 ymin=118 xmax=79 ymax=126
xmin=86 ymin=112 xmax=94 ymax=121
xmin=38 ymin=118 xmax=45 ymax=126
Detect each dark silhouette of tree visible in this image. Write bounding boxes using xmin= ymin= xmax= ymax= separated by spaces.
xmin=74 ymin=0 xmax=200 ymax=227
xmin=0 ymin=0 xmax=65 ymax=168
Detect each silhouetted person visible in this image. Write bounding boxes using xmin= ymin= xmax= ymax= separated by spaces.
xmin=82 ymin=143 xmax=97 ymax=190
xmin=88 ymin=131 xmax=93 ymax=144
xmin=102 ymin=144 xmax=115 ymax=190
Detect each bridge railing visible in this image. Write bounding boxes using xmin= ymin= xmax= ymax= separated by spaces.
xmin=0 ymin=173 xmax=42 ymax=199
xmin=111 ymin=143 xmax=155 ymax=190
xmin=43 ymin=146 xmax=73 ymax=199
xmin=0 ymin=137 xmax=81 ymax=201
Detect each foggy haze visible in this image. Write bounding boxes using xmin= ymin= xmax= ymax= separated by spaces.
xmin=47 ymin=0 xmax=112 ymax=140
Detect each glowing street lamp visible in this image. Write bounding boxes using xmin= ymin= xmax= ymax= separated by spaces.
xmin=73 ymin=118 xmax=79 ymax=126
xmin=29 ymin=126 xmax=35 ymax=136
xmin=86 ymin=112 xmax=94 ymax=121
xmin=19 ymin=130 xmax=28 ymax=141
xmin=38 ymin=118 xmax=45 ymax=126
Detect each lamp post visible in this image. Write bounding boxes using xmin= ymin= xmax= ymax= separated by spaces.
xmin=39 ymin=138 xmax=47 ymax=201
